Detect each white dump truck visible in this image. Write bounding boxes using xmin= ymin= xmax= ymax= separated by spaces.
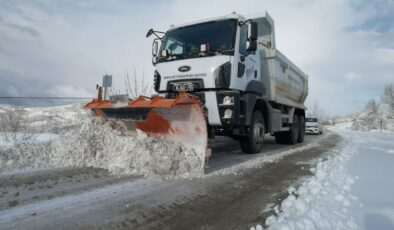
xmin=144 ymin=12 xmax=309 ymax=154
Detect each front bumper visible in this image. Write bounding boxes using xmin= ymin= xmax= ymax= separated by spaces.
xmin=163 ymin=90 xmax=241 ymax=127
xmin=305 ymin=127 xmax=319 ymax=134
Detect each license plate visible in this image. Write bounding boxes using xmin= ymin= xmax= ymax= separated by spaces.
xmin=173 ymin=82 xmax=194 ymax=92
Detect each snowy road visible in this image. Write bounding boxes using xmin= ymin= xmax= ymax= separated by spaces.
xmin=339 ymin=127 xmax=394 ymax=230
xmin=249 ymin=125 xmax=394 ymax=230
xmin=0 ymin=132 xmax=337 ymax=230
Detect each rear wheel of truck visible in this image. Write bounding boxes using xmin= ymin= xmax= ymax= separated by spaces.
xmin=298 ymin=115 xmax=305 ymax=143
xmin=275 ymin=114 xmax=300 ymax=145
xmin=239 ymin=110 xmax=265 ymax=154
xmin=288 ymin=114 xmax=299 ymax=145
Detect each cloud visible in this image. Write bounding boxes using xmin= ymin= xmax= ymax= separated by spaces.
xmin=0 ymin=0 xmax=393 ymax=116
xmin=344 ymin=72 xmax=362 ymax=81
xmin=6 ymin=86 xmax=20 ymax=97
xmin=46 ymin=85 xmax=93 ymax=98
xmin=3 ymin=22 xmax=40 ymax=37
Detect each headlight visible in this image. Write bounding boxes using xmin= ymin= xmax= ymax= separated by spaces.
xmin=224 ymin=109 xmax=233 ymax=119
xmin=223 ymin=96 xmax=234 ymax=105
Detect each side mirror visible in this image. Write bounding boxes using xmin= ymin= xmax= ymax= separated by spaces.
xmin=152 ymin=40 xmax=159 ymax=56
xmin=247 ymin=22 xmax=257 ymax=41
xmin=246 ymin=21 xmax=257 ymax=52
xmin=146 ymin=29 xmax=154 ymax=38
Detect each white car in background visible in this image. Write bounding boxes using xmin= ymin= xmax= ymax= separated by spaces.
xmin=305 ymin=117 xmax=323 ymax=134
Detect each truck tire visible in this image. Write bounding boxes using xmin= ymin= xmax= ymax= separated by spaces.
xmin=298 ymin=115 xmax=305 ymax=143
xmin=239 ymin=110 xmax=265 ymax=154
xmin=288 ymin=114 xmax=299 ymax=145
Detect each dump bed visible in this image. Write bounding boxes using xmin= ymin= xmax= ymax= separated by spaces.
xmin=250 ymin=12 xmax=308 ymax=109
xmin=260 ymin=49 xmax=308 ymax=109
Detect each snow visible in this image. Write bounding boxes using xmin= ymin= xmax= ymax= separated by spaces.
xmin=0 ymin=103 xmax=89 ymax=134
xmin=385 ymin=118 xmax=394 ymax=132
xmin=3 ymin=103 xmax=394 ymax=229
xmin=0 ymin=132 xmax=59 ymax=146
xmin=0 ymin=103 xmax=327 ymax=179
xmin=0 ymin=104 xmax=206 ymax=179
xmin=344 ymin=129 xmax=394 ymax=230
xmin=0 ymin=177 xmax=159 ymax=223
xmin=207 ymin=140 xmax=322 ymax=177
xmin=251 ymin=124 xmax=394 ymax=230
xmin=260 ymin=143 xmax=358 ymax=230
xmin=350 ymin=107 xmax=394 ymax=132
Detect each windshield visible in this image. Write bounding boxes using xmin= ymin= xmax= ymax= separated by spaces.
xmin=157 ymin=19 xmax=237 ymax=62
xmin=306 ymin=118 xmax=318 ymax=122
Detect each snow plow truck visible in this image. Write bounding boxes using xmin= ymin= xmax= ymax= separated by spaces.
xmin=85 ymin=12 xmax=308 ymax=158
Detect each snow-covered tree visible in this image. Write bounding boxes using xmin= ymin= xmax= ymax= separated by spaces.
xmin=351 ymin=99 xmax=383 ymax=131
xmin=365 ymin=99 xmax=381 ymax=125
xmin=0 ymin=107 xmax=37 ymax=142
xmin=381 ymin=83 xmax=394 ymax=118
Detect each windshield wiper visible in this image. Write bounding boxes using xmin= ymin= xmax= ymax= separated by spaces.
xmin=217 ymin=49 xmax=234 ymax=55
xmin=158 ymin=48 xmax=233 ymax=63
xmin=157 ymin=53 xmax=185 ymax=62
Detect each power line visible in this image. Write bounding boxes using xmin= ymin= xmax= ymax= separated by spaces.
xmin=0 ymin=96 xmax=94 ymax=100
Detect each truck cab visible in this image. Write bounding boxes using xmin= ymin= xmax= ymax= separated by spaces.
xmin=147 ymin=12 xmax=308 ymax=154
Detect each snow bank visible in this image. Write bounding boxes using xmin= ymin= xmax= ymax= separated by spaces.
xmin=252 ymin=144 xmax=358 ymax=230
xmin=0 ymin=118 xmax=205 ymax=179
xmin=385 ymin=118 xmax=394 ymax=132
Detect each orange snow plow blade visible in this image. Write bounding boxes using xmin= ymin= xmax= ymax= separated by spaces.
xmin=84 ymin=93 xmax=209 ymax=162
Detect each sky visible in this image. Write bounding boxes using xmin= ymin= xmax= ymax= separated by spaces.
xmin=0 ymin=0 xmax=393 ymax=116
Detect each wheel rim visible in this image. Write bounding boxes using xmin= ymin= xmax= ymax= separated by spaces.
xmin=253 ymin=121 xmax=265 ymax=145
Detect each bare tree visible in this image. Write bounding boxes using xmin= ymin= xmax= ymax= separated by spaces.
xmin=124 ymin=65 xmax=153 ymax=99
xmin=0 ymin=107 xmax=36 ymax=143
xmin=364 ymin=99 xmax=381 ymax=127
xmin=309 ymin=100 xmax=323 ymax=118
xmin=381 ymin=83 xmax=394 ymax=117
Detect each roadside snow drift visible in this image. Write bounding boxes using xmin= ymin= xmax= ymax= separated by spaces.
xmin=252 ymin=124 xmax=394 ymax=230
xmin=252 ymin=143 xmax=358 ymax=230
xmin=0 ymin=117 xmax=206 ymax=179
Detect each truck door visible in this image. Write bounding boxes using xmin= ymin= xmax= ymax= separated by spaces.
xmin=235 ymin=24 xmax=259 ymax=90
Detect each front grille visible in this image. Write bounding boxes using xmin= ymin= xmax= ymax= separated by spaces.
xmin=166 ymin=79 xmax=204 ymax=92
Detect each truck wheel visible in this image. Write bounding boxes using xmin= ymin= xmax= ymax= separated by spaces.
xmin=239 ymin=110 xmax=265 ymax=154
xmin=298 ymin=115 xmax=305 ymax=143
xmin=288 ymin=114 xmax=299 ymax=145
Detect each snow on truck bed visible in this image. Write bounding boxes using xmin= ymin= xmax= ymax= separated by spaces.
xmin=252 ymin=125 xmax=394 ymax=230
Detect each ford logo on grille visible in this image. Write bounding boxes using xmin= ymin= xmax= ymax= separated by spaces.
xmin=178 ymin=65 xmax=191 ymax=72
